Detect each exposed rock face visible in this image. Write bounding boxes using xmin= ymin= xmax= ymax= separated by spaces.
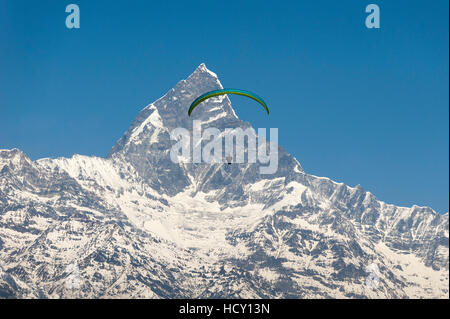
xmin=0 ymin=65 xmax=448 ymax=299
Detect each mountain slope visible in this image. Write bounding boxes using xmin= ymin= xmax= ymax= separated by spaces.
xmin=0 ymin=64 xmax=448 ymax=299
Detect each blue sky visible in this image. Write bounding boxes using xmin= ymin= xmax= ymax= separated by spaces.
xmin=0 ymin=0 xmax=448 ymax=213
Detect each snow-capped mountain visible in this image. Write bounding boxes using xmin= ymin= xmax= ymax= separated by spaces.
xmin=0 ymin=64 xmax=448 ymax=299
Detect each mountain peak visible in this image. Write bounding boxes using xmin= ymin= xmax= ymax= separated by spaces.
xmin=108 ymin=65 xmax=238 ymax=157
xmin=183 ymin=63 xmax=223 ymax=91
xmin=0 ymin=148 xmax=30 ymax=162
xmin=192 ymin=63 xmax=218 ymax=78
xmin=1 ymin=66 xmax=448 ymax=298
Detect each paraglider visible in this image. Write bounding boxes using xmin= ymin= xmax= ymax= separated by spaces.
xmin=186 ymin=88 xmax=272 ymax=169
xmin=188 ymin=89 xmax=269 ymax=117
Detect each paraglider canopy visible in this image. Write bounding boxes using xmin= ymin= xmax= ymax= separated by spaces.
xmin=188 ymin=89 xmax=269 ymax=116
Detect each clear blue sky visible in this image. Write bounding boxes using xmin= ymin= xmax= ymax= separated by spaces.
xmin=0 ymin=0 xmax=448 ymax=213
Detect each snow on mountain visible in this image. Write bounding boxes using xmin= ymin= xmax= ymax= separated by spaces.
xmin=0 ymin=64 xmax=448 ymax=299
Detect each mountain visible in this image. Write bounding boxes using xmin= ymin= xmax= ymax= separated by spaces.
xmin=0 ymin=64 xmax=448 ymax=299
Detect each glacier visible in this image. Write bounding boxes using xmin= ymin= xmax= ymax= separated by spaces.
xmin=0 ymin=64 xmax=448 ymax=298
